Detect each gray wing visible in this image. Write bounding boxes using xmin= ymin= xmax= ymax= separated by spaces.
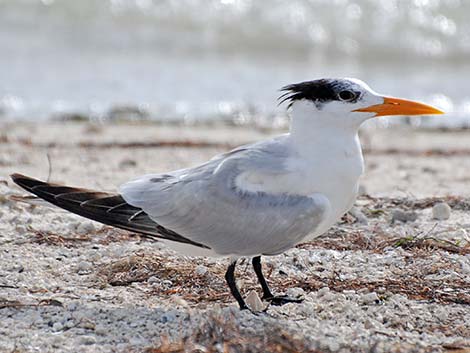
xmin=120 ymin=136 xmax=330 ymax=256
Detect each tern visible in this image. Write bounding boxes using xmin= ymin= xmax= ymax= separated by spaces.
xmin=11 ymin=78 xmax=443 ymax=310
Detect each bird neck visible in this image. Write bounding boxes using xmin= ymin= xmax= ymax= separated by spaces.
xmin=288 ymin=106 xmax=365 ymax=219
xmin=289 ymin=107 xmax=360 ymax=154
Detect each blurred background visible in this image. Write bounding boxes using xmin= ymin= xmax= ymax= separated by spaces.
xmin=1 ymin=0 xmax=469 ymax=128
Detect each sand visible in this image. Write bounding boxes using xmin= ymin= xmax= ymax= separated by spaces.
xmin=0 ymin=121 xmax=469 ymax=352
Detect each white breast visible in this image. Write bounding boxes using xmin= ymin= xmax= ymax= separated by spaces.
xmin=287 ymin=132 xmax=365 ymax=239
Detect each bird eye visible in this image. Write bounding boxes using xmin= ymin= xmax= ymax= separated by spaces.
xmin=338 ymin=90 xmax=357 ymax=101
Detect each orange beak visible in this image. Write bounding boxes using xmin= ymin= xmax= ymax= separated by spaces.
xmin=353 ymin=97 xmax=444 ymax=117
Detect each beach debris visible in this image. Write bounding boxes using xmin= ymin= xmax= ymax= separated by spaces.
xmin=77 ymin=261 xmax=93 ymax=275
xmin=195 ymin=265 xmax=209 ymax=276
xmin=161 ymin=279 xmax=173 ymax=287
xmin=285 ymin=287 xmax=305 ymax=298
xmin=80 ymin=336 xmax=97 ymax=345
xmin=147 ymin=276 xmax=159 ymax=285
xmin=421 ymin=166 xmax=437 ymax=174
xmin=119 ymin=158 xmax=137 ymax=168
xmin=432 ymin=202 xmax=451 ymax=220
xmin=349 ymin=206 xmax=368 ymax=224
xmin=54 ymin=112 xmax=89 ymax=122
xmin=317 ymin=287 xmax=330 ymax=297
xmin=170 ymin=295 xmax=189 ymax=308
xmin=245 ymin=290 xmax=265 ymax=312
xmin=107 ymin=105 xmax=149 ymax=121
xmin=76 ymin=221 xmax=96 ymax=235
xmin=83 ymin=123 xmax=103 ymax=134
xmin=52 ymin=322 xmax=64 ymax=332
xmin=391 ymin=209 xmax=418 ymax=223
xmin=460 ymin=259 xmax=470 ymax=275
xmin=452 ymin=228 xmax=469 ymax=243
xmin=361 ymin=292 xmax=380 ymax=305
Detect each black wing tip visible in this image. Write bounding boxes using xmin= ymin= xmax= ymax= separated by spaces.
xmin=10 ymin=173 xmax=46 ymax=189
xmin=10 ymin=173 xmax=39 ymax=182
xmin=10 ymin=172 xmax=28 ymax=181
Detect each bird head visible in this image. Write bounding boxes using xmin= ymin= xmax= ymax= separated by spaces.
xmin=280 ymin=78 xmax=443 ymax=130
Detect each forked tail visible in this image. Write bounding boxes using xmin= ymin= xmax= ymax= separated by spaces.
xmin=10 ymin=173 xmax=209 ymax=249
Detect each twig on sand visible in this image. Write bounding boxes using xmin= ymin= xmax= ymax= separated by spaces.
xmin=0 ymin=298 xmax=63 ymax=309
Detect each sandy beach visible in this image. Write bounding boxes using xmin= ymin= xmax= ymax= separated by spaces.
xmin=1 ymin=121 xmax=469 ymax=352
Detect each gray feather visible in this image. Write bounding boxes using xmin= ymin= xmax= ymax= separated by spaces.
xmin=120 ymin=136 xmax=328 ymax=256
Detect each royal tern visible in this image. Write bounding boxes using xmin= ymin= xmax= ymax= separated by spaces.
xmin=11 ymin=78 xmax=443 ymax=310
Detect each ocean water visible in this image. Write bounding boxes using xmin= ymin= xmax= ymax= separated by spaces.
xmin=1 ymin=0 xmax=470 ymax=127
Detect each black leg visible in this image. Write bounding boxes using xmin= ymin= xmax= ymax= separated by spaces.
xmin=251 ymin=256 xmax=304 ymax=306
xmin=252 ymin=256 xmax=274 ymax=299
xmin=225 ymin=260 xmax=249 ymax=310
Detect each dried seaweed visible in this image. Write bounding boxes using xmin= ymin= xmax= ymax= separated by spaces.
xmin=143 ymin=313 xmax=326 ymax=353
xmin=283 ymin=273 xmax=470 ymax=306
xmin=31 ymin=229 xmax=91 ymax=246
xmin=29 ymin=226 xmax=139 ymax=247
xmin=363 ymin=195 xmax=470 ymax=211
xmin=97 ymin=255 xmax=265 ymax=304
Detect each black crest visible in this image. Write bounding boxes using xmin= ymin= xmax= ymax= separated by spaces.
xmin=278 ymin=79 xmax=361 ymax=108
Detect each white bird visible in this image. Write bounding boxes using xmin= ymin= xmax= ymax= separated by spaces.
xmin=11 ymin=78 xmax=443 ymax=310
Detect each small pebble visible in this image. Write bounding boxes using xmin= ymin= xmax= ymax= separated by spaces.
xmin=327 ymin=340 xmax=341 ymax=352
xmin=147 ymin=276 xmax=159 ymax=285
xmin=376 ymin=286 xmax=387 ymax=294
xmin=361 ymin=292 xmax=380 ymax=304
xmin=364 ymin=319 xmax=376 ymax=329
xmin=160 ymin=312 xmax=177 ymax=323
xmin=79 ymin=320 xmax=96 ymax=330
xmin=432 ymin=202 xmax=451 ymax=220
xmin=317 ymin=287 xmax=330 ymax=297
xmin=322 ymin=292 xmax=337 ymax=302
xmin=80 ymin=336 xmax=97 ymax=345
xmin=162 ymin=279 xmax=173 ymax=287
xmin=63 ymin=320 xmax=76 ymax=329
xmin=77 ymin=261 xmax=93 ymax=275
xmin=83 ymin=123 xmax=103 ymax=134
xmin=119 ymin=158 xmax=137 ymax=168
xmin=52 ymin=322 xmax=63 ymax=332
xmin=453 ymin=228 xmax=469 ymax=242
xmin=15 ymin=224 xmax=28 ymax=233
xmin=245 ymin=290 xmax=265 ymax=312
xmin=95 ymin=325 xmax=108 ymax=336
xmin=391 ymin=209 xmax=418 ymax=223
xmin=66 ymin=302 xmax=79 ymax=312
xmin=460 ymin=259 xmax=470 ymax=275
xmin=285 ymin=287 xmax=305 ymax=298
xmin=422 ymin=166 xmax=437 ymax=174
xmin=76 ymin=221 xmax=96 ymax=235
xmin=170 ymin=295 xmax=189 ymax=307
xmin=195 ymin=265 xmax=208 ymax=276
xmin=343 ymin=289 xmax=356 ymax=295
xmin=300 ymin=303 xmax=315 ymax=315
xmin=390 ymin=294 xmax=407 ymax=303
xmin=349 ymin=207 xmax=368 ymax=225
